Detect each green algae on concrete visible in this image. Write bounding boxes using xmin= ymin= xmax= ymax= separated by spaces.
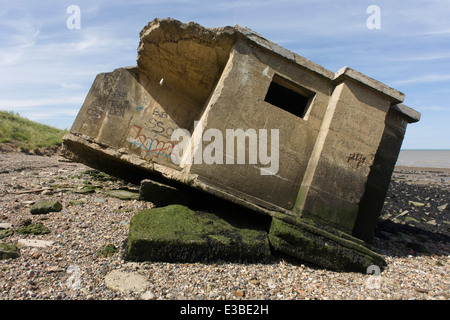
xmin=74 ymin=185 xmax=102 ymax=194
xmin=30 ymin=201 xmax=62 ymax=214
xmin=69 ymin=199 xmax=87 ymax=206
xmin=126 ymin=204 xmax=270 ymax=263
xmin=268 ymin=215 xmax=386 ymax=273
xmin=0 ymin=229 xmax=13 ymax=239
xmin=15 ymin=223 xmax=50 ymax=235
xmin=104 ymin=189 xmax=140 ymax=200
xmin=0 ymin=243 xmax=19 ymax=260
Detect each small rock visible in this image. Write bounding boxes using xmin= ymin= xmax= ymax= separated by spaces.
xmin=18 ymin=239 xmax=54 ymax=248
xmin=69 ymin=199 xmax=87 ymax=206
xmin=30 ymin=201 xmax=62 ymax=214
xmin=208 ymin=292 xmax=218 ymax=299
xmin=405 ymin=217 xmax=419 ymax=224
xmin=31 ymin=252 xmax=42 ymax=259
xmin=103 ymin=189 xmax=139 ymax=200
xmin=414 ymin=287 xmax=429 ymax=294
xmin=41 ymin=189 xmax=53 ymax=195
xmin=104 ymin=270 xmax=149 ymax=292
xmin=233 ymin=290 xmax=245 ymax=298
xmin=46 ymin=266 xmax=63 ymax=273
xmin=0 ymin=243 xmax=20 ymax=259
xmin=0 ymin=222 xmax=13 ymax=229
xmin=15 ymin=223 xmax=50 ymax=235
xmin=397 ymin=210 xmax=409 ymax=217
xmin=74 ymin=187 xmax=95 ymax=194
xmin=267 ymin=279 xmax=276 ymax=289
xmin=113 ymin=204 xmax=124 ymax=210
xmin=140 ymin=290 xmax=156 ymax=300
xmin=0 ymin=229 xmax=13 ymax=239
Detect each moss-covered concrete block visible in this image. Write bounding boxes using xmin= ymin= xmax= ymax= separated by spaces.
xmin=15 ymin=223 xmax=50 ymax=235
xmin=139 ymin=179 xmax=191 ymax=207
xmin=0 ymin=229 xmax=13 ymax=239
xmin=269 ymin=216 xmax=386 ymax=273
xmin=69 ymin=199 xmax=87 ymax=206
xmin=0 ymin=243 xmax=19 ymax=260
xmin=74 ymin=185 xmax=101 ymax=194
xmin=30 ymin=201 xmax=62 ymax=214
xmin=104 ymin=189 xmax=140 ymax=200
xmin=126 ymin=204 xmax=270 ymax=263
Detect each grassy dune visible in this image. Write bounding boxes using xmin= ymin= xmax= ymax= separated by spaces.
xmin=0 ymin=110 xmax=69 ymax=151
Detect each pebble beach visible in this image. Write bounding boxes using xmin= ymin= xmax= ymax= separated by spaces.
xmin=0 ymin=150 xmax=448 ymax=301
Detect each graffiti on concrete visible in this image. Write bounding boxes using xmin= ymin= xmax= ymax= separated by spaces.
xmin=347 ymin=153 xmax=367 ymax=168
xmin=109 ymin=100 xmax=130 ymax=117
xmin=127 ymin=124 xmax=175 ymax=161
xmin=87 ymin=102 xmax=104 ymax=121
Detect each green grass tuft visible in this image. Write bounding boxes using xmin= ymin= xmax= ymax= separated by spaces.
xmin=0 ymin=110 xmax=69 ymax=150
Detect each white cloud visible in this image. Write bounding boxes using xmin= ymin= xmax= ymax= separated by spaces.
xmin=0 ymin=17 xmax=41 ymax=66
xmin=60 ymin=30 xmax=137 ymax=53
xmin=421 ymin=29 xmax=450 ymax=36
xmin=23 ymin=108 xmax=80 ymax=120
xmin=61 ymin=83 xmax=85 ymax=90
xmin=419 ymin=106 xmax=447 ymax=111
xmin=0 ymin=96 xmax=85 ymax=109
xmin=393 ymin=74 xmax=450 ymax=85
xmin=386 ymin=52 xmax=450 ymax=62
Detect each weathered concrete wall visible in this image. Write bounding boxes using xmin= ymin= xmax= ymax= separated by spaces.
xmin=294 ymin=78 xmax=397 ymax=233
xmin=70 ymin=67 xmax=182 ymax=168
xmin=189 ymin=38 xmax=334 ymax=210
xmin=353 ymin=106 xmax=413 ymax=242
xmin=71 ymin=19 xmax=238 ymax=171
xmin=63 ymin=18 xmax=420 ymax=251
xmin=137 ymin=19 xmax=235 ymax=106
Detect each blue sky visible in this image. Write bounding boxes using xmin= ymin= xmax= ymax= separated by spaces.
xmin=1 ymin=0 xmax=449 ymax=149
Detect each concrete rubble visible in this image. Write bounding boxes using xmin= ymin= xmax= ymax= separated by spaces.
xmin=62 ymin=18 xmax=420 ymax=272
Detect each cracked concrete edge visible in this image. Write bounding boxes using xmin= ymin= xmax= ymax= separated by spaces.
xmin=138 ymin=18 xmax=419 ymax=121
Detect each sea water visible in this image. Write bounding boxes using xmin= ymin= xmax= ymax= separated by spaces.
xmin=396 ymin=150 xmax=450 ymax=168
